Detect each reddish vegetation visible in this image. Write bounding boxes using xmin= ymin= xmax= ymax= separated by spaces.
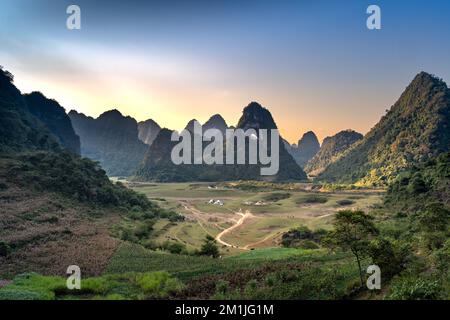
xmin=0 ymin=186 xmax=121 ymax=278
xmin=175 ymin=263 xmax=306 ymax=299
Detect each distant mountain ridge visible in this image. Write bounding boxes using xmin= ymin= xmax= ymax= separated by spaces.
xmin=69 ymin=109 xmax=148 ymax=176
xmin=318 ymin=72 xmax=450 ymax=185
xmin=304 ymin=129 xmax=363 ymax=176
xmin=135 ymin=102 xmax=307 ymax=182
xmin=285 ymin=131 xmax=320 ymax=167
xmin=203 ymin=114 xmax=228 ymax=134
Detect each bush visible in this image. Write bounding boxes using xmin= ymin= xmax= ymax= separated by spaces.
xmin=368 ymin=238 xmax=410 ymax=280
xmin=281 ymin=226 xmax=327 ymax=248
xmin=135 ymin=272 xmax=184 ymax=298
xmin=199 ymin=235 xmax=220 ymax=258
xmin=0 ymin=240 xmax=11 ymax=257
xmin=0 ymin=289 xmax=42 ymax=300
xmin=296 ymin=194 xmax=328 ymax=204
xmin=161 ymin=241 xmax=187 ymax=255
xmin=336 ymin=199 xmax=355 ymax=206
xmin=388 ymin=276 xmax=442 ymax=300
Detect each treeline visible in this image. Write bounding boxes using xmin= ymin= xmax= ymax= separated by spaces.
xmin=1 ymin=151 xmax=178 ymax=217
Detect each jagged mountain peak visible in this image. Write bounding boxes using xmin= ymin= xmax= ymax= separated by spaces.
xmin=138 ymin=118 xmax=161 ymax=146
xmin=318 ymin=71 xmax=450 ymax=185
xmin=203 ymin=114 xmax=228 ymax=133
xmin=237 ymin=101 xmax=277 ymax=130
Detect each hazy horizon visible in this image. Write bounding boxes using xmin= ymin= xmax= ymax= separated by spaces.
xmin=1 ymin=0 xmax=450 ymax=143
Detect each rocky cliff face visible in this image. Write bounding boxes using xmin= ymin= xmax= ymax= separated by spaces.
xmin=138 ymin=119 xmax=161 ymax=146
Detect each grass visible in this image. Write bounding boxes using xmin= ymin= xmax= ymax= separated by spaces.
xmin=105 ymin=242 xmax=353 ymax=281
xmin=0 ymin=271 xmax=183 ymax=300
xmin=129 ymin=182 xmax=383 ymax=254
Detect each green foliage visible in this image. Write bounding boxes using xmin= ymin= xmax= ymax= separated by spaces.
xmin=0 ymin=271 xmax=183 ymax=300
xmin=336 ymin=199 xmax=355 ymax=206
xmin=0 ymin=273 xmax=66 ymax=300
xmin=135 ymin=272 xmax=184 ymax=298
xmin=386 ymin=152 xmax=450 ymax=210
xmin=262 ymin=192 xmax=291 ymax=202
xmin=325 ymin=210 xmax=378 ymax=286
xmin=413 ymin=203 xmax=450 ymax=251
xmin=0 ymin=67 xmax=60 ymax=153
xmin=368 ymin=238 xmax=410 ymax=280
xmin=281 ymin=226 xmax=327 ymax=248
xmin=2 ymin=151 xmax=165 ymax=213
xmin=305 ymin=130 xmax=363 ymax=176
xmin=160 ymin=241 xmax=188 ymax=255
xmin=199 ymin=235 xmax=220 ymax=258
xmin=214 ymin=267 xmax=347 ymax=300
xmin=319 ymin=73 xmax=450 ymax=186
xmin=387 ymin=275 xmax=442 ymax=300
xmin=295 ymin=194 xmax=328 ymax=204
xmin=0 ymin=240 xmax=11 ymax=257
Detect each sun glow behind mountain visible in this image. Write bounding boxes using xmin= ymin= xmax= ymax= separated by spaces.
xmin=1 ymin=0 xmax=450 ymax=143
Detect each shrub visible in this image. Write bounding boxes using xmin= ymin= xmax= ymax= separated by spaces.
xmin=0 ymin=240 xmax=11 ymax=257
xmin=296 ymin=194 xmax=328 ymax=204
xmin=388 ymin=276 xmax=442 ymax=300
xmin=336 ymin=199 xmax=355 ymax=206
xmin=135 ymin=272 xmax=184 ymax=298
xmin=199 ymin=235 xmax=220 ymax=258
xmin=281 ymin=226 xmax=327 ymax=248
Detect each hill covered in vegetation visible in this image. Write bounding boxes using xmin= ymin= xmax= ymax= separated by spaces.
xmin=305 ymin=130 xmax=363 ymax=176
xmin=69 ymin=109 xmax=148 ymax=177
xmin=0 ymin=67 xmax=176 ymax=277
xmin=0 ymin=67 xmax=60 ymax=153
xmin=319 ymin=72 xmax=450 ymax=186
xmin=24 ymin=92 xmax=80 ymax=155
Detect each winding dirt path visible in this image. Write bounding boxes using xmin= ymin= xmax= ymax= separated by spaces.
xmin=215 ymin=210 xmax=253 ymax=249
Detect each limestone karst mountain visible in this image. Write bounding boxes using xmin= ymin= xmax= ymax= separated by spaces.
xmin=24 ymin=92 xmax=80 ymax=155
xmin=69 ymin=109 xmax=148 ymax=176
xmin=286 ymin=131 xmax=320 ymax=167
xmin=135 ymin=102 xmax=307 ymax=181
xmin=318 ymin=72 xmax=450 ymax=185
xmin=203 ymin=114 xmax=228 ymax=134
xmin=304 ymin=129 xmax=363 ymax=176
xmin=138 ymin=119 xmax=161 ymax=146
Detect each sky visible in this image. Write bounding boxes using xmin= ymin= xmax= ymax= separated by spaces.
xmin=1 ymin=0 xmax=450 ymax=143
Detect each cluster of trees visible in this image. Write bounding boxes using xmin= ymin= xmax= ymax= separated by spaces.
xmin=324 ymin=202 xmax=449 ymax=299
xmin=5 ymin=151 xmax=156 ymax=211
xmin=281 ymin=226 xmax=327 ymax=249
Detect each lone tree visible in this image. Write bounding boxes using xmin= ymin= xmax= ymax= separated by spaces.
xmin=199 ymin=235 xmax=220 ymax=258
xmin=325 ymin=210 xmax=378 ymax=287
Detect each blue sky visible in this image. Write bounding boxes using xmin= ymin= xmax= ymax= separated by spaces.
xmin=1 ymin=0 xmax=449 ymax=142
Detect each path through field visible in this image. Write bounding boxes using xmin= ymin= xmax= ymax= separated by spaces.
xmin=215 ymin=210 xmax=253 ymax=250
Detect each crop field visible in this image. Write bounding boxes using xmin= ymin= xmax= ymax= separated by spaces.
xmin=130 ymin=182 xmax=383 ymax=254
xmin=105 ymin=242 xmax=356 ymax=281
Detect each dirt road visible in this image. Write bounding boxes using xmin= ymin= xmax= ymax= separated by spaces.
xmin=215 ymin=210 xmax=253 ymax=249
